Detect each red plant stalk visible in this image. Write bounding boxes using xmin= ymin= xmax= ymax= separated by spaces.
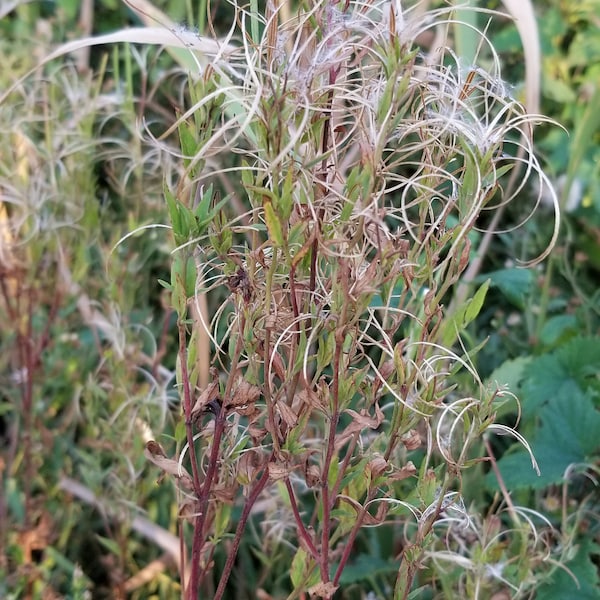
xmin=319 ymin=334 xmax=344 ymax=587
xmin=185 ymin=312 xmax=248 ymax=597
xmin=186 ymin=401 xmax=228 ymax=599
xmin=285 ymin=478 xmax=319 ymax=559
xmin=177 ymin=319 xmax=206 ymax=599
xmin=213 ymin=462 xmax=272 ymax=600
xmin=332 ymin=488 xmax=378 ymax=586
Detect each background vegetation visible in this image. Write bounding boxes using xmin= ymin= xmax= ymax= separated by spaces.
xmin=0 ymin=0 xmax=598 ymax=598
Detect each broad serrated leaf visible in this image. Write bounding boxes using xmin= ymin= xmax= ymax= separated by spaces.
xmin=535 ymin=539 xmax=600 ymax=600
xmin=338 ymin=554 xmax=398 ymax=585
xmin=488 ymin=389 xmax=600 ymax=490
xmin=522 ymin=336 xmax=600 ymax=416
xmin=486 ymin=356 xmax=532 ymax=417
xmin=486 ymin=356 xmax=531 ymax=393
xmin=539 ymin=314 xmax=578 ymax=347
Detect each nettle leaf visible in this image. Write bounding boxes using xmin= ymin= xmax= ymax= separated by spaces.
xmin=539 ymin=314 xmax=579 ymax=348
xmin=486 ymin=356 xmax=531 ymax=394
xmin=522 ymin=336 xmax=600 ymax=417
xmin=477 ymin=267 xmax=533 ymax=309
xmin=535 ymin=538 xmax=600 ymax=600
xmin=337 ymin=553 xmax=398 ymax=585
xmin=487 ymin=389 xmax=600 ymax=490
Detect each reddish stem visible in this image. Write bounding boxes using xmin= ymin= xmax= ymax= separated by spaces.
xmin=332 ymin=489 xmax=376 ymax=586
xmin=186 ymin=311 xmax=246 ymax=598
xmin=213 ymin=463 xmax=271 ymax=600
xmin=177 ymin=319 xmax=205 ymax=600
xmin=319 ymin=334 xmax=343 ymax=586
xmin=188 ymin=401 xmax=227 ymax=599
xmin=285 ymin=478 xmax=319 ymax=559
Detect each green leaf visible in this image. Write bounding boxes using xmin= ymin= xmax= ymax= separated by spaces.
xmin=290 ymin=547 xmax=319 ymax=590
xmin=441 ymin=279 xmax=490 ymax=346
xmin=522 ymin=336 xmax=600 ymax=416
xmin=486 ymin=356 xmax=531 ymax=394
xmin=477 ymin=268 xmax=533 ymax=309
xmin=280 ymin=166 xmax=295 ymax=221
xmin=263 ymin=200 xmax=284 ymax=247
xmin=338 ymin=554 xmax=398 ymax=585
xmin=539 ymin=314 xmax=578 ymax=348
xmin=164 ymin=186 xmax=196 ymax=245
xmin=488 ymin=388 xmax=600 ymax=490
xmin=536 ymin=539 xmax=600 ymax=600
xmin=193 ymin=184 xmax=214 ymax=225
xmin=290 ymin=548 xmax=305 ymax=589
xmin=486 ymin=356 xmax=532 ymax=417
xmin=563 ymin=83 xmax=600 ymax=208
xmin=213 ymin=503 xmax=232 ymax=539
xmin=178 ymin=121 xmax=198 ymax=170
xmin=96 ymin=535 xmax=121 ymax=556
xmin=317 ymin=331 xmax=335 ymax=368
xmin=164 ymin=185 xmax=183 ymax=236
xmin=174 ymin=420 xmax=187 ymax=444
xmin=407 ymin=587 xmax=432 ymax=600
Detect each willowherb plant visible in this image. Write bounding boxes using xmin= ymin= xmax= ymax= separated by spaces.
xmin=148 ymin=0 xmax=560 ymax=598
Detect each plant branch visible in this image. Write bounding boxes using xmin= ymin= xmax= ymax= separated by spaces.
xmin=319 ymin=330 xmax=344 ymax=586
xmin=285 ymin=478 xmax=319 ymax=559
xmin=213 ymin=462 xmax=271 ymax=600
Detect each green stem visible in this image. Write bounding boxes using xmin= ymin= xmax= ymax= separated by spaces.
xmin=535 ymin=254 xmax=555 ymax=343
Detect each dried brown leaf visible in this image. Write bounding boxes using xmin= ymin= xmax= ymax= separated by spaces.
xmin=190 ymin=380 xmax=220 ymax=421
xmin=367 ymin=455 xmax=389 ymax=479
xmin=345 ymin=403 xmax=384 ymax=431
xmin=229 ymin=379 xmax=261 ymax=407
xmin=402 ymin=429 xmax=421 ymax=450
xmin=296 ymin=387 xmax=325 ymax=412
xmin=390 ymin=461 xmax=417 ymax=481
xmin=268 ymin=461 xmax=295 ymax=481
xmin=309 ymin=582 xmax=339 ymax=598
xmin=179 ymin=500 xmax=197 ymax=520
xmin=237 ymin=450 xmax=261 ymax=485
xmin=144 ymin=441 xmax=194 ymax=491
xmin=305 ymin=464 xmax=321 ymax=488
xmin=270 ymin=351 xmax=287 ymax=382
xmin=379 ymin=359 xmax=395 ymax=382
xmin=240 ymin=403 xmax=263 ymax=418
xmin=213 ymin=485 xmax=236 ymax=504
xmin=248 ymin=423 xmax=268 ymax=444
xmin=277 ymin=400 xmax=298 ymax=428
xmin=336 ymin=404 xmax=385 ymax=448
xmin=457 ymin=237 xmax=471 ymax=274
